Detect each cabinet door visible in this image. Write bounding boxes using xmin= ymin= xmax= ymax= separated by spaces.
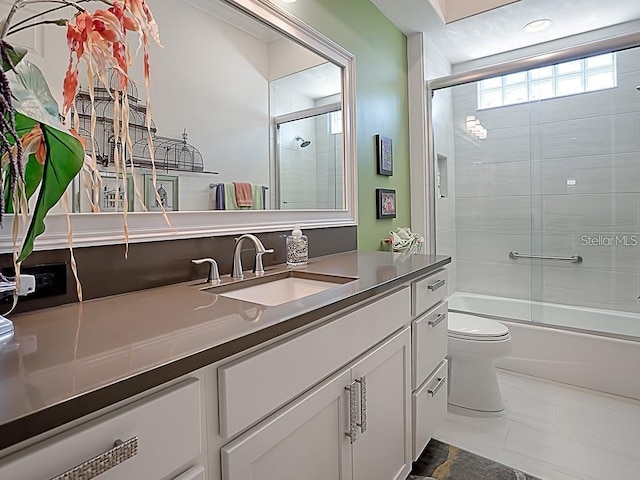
xmin=221 ymin=368 xmax=352 ymax=480
xmin=350 ymin=327 xmax=411 ymax=480
xmin=172 ymin=465 xmax=205 ymax=480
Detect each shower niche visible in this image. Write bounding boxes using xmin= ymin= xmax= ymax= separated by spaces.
xmin=436 ymin=154 xmax=448 ymax=199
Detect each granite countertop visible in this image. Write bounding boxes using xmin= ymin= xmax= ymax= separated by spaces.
xmin=0 ymin=250 xmax=450 ymax=450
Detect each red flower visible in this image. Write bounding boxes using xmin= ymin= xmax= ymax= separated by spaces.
xmin=62 ymin=1 xmax=161 ymax=115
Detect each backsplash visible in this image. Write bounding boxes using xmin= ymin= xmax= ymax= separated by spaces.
xmin=0 ymin=226 xmax=357 ymax=314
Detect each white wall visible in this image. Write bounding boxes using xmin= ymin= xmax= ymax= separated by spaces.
xmin=139 ymin=3 xmax=271 ymax=190
xmin=451 ymin=46 xmax=640 ymax=314
xmin=268 ymin=37 xmax=325 ymax=81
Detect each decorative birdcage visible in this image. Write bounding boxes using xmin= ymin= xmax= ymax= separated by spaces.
xmin=73 ymin=70 xmax=204 ymax=172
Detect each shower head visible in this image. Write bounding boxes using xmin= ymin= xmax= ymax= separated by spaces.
xmin=295 ymin=136 xmax=311 ymax=148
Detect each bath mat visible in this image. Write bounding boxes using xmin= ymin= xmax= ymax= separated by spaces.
xmin=409 ymin=439 xmax=542 ymax=480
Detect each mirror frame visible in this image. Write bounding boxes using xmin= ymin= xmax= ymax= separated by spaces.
xmin=0 ymin=0 xmax=357 ymax=254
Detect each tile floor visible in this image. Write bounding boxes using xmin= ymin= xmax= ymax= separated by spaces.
xmin=433 ymin=369 xmax=640 ymax=480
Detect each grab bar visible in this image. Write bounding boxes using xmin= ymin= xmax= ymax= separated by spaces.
xmin=509 ymin=251 xmax=583 ymax=263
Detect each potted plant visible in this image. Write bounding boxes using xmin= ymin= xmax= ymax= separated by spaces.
xmin=0 ymin=0 xmax=161 ymax=297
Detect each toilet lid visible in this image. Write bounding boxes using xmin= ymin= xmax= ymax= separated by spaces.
xmin=448 ymin=312 xmax=509 ymax=340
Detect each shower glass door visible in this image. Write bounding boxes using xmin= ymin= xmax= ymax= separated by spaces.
xmin=528 ymin=47 xmax=640 ymax=335
xmin=434 ymin=45 xmax=640 ymax=339
xmin=433 ymin=82 xmax=537 ymax=320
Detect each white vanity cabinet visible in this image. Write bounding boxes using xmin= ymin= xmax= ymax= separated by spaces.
xmin=350 ymin=327 xmax=411 ymax=480
xmin=0 ymin=262 xmax=452 ymax=480
xmin=410 ymin=268 xmax=449 ymax=460
xmin=0 ymin=378 xmax=203 ymax=480
xmin=221 ymin=327 xmax=411 ymax=480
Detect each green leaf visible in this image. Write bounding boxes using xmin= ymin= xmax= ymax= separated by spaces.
xmin=17 ymin=121 xmax=84 ymax=262
xmin=7 ymin=60 xmax=65 ymax=128
xmin=3 ymin=61 xmax=84 ymax=262
xmin=2 ymin=43 xmax=27 ymax=72
xmin=3 ymin=155 xmax=44 ymax=213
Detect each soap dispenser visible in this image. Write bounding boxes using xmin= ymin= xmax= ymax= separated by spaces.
xmin=286 ymin=225 xmax=308 ymax=266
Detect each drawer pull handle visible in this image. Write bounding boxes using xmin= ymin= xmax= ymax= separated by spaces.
xmin=428 ymin=313 xmax=446 ymax=328
xmin=427 ymin=279 xmax=445 ymax=291
xmin=345 ymin=381 xmax=358 ymax=444
xmin=355 ymin=375 xmax=367 ymax=433
xmin=428 ymin=377 xmax=446 ymax=397
xmin=51 ymin=436 xmax=139 ymax=480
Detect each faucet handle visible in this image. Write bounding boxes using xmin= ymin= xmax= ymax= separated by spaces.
xmin=254 ymin=249 xmax=274 ymax=276
xmin=192 ymin=258 xmax=221 ymax=284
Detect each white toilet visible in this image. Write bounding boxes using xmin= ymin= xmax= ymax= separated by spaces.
xmin=447 ymin=312 xmax=512 ymax=413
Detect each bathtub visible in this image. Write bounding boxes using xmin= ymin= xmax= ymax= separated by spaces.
xmin=448 ymin=292 xmax=640 ymax=401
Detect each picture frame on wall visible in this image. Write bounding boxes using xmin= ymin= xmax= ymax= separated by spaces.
xmin=96 ymin=172 xmax=134 ymax=212
xmin=376 ymin=134 xmax=393 ymax=176
xmin=144 ymin=174 xmax=179 ymax=211
xmin=376 ymin=188 xmax=396 ymax=219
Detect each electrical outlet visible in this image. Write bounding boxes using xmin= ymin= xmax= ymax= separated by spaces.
xmin=1 ymin=263 xmax=67 ymax=301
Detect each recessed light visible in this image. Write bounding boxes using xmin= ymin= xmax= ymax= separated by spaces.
xmin=280 ymin=0 xmax=298 ymax=3
xmin=523 ymin=19 xmax=552 ymax=33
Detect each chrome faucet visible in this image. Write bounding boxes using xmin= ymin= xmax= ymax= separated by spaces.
xmin=192 ymin=258 xmax=221 ymax=284
xmin=231 ymin=234 xmax=274 ymax=279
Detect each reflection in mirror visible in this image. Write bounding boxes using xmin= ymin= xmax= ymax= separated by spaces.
xmin=271 ymin=63 xmax=343 ymax=209
xmin=0 ymin=0 xmax=355 ymax=253
xmin=61 ymin=0 xmax=345 ymax=213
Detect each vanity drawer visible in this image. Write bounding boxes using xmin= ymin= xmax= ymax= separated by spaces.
xmin=412 ymin=301 xmax=448 ymax=390
xmin=412 ymin=269 xmax=447 ymax=318
xmin=218 ymin=287 xmax=411 ymax=439
xmin=0 ymin=378 xmax=202 ymax=480
xmin=412 ymin=360 xmax=448 ymax=460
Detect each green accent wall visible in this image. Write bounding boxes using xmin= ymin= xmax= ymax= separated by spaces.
xmin=281 ymin=0 xmax=411 ymax=251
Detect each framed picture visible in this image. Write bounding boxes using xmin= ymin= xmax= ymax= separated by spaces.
xmin=97 ymin=172 xmax=134 ymax=212
xmin=145 ymin=174 xmax=179 ymax=211
xmin=376 ymin=188 xmax=396 ymax=219
xmin=376 ymin=134 xmax=393 ymax=176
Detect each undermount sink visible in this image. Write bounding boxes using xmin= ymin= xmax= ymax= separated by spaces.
xmin=204 ymin=271 xmax=356 ymax=307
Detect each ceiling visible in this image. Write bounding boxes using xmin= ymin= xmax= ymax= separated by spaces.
xmin=371 ymin=0 xmax=640 ymax=65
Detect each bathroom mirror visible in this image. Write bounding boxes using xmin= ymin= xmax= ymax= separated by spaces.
xmin=0 ymin=0 xmax=356 ymax=252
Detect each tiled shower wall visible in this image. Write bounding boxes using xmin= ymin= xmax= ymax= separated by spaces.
xmin=316 ymin=94 xmax=344 ymax=209
xmin=450 ymin=46 xmax=640 ymax=313
xmin=427 ymin=37 xmax=457 ymax=297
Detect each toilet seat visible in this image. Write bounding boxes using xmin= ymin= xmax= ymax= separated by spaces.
xmin=448 ymin=312 xmax=510 ymax=341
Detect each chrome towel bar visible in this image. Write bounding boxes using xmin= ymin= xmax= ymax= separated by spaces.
xmin=509 ymin=251 xmax=583 ymax=263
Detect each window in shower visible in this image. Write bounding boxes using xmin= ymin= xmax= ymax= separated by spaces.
xmin=328 ymin=110 xmax=343 ymax=134
xmin=477 ymin=52 xmax=617 ymax=109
